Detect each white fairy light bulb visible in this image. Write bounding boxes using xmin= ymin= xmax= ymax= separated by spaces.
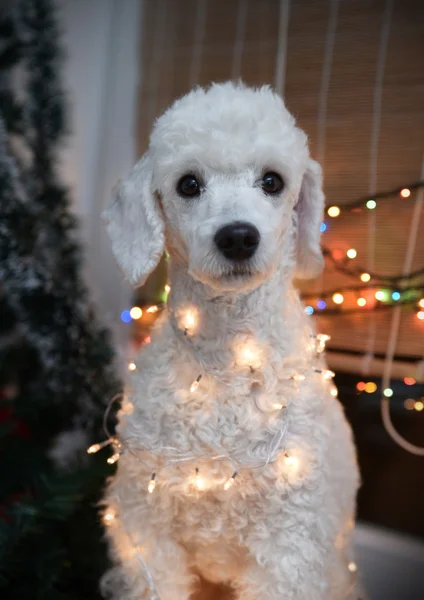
xmin=316 ymin=333 xmax=331 ymax=353
xmin=147 ymin=305 xmax=159 ymax=314
xmin=103 ymin=511 xmax=116 ymax=524
xmin=87 ymin=443 xmax=101 ymax=454
xmin=87 ymin=438 xmax=114 ymax=454
xmin=190 ymin=374 xmax=202 ymax=393
xmin=323 ymin=369 xmax=335 ymax=380
xmin=348 ymin=561 xmax=357 ymax=573
xmin=128 ymin=362 xmax=136 ymax=371
xmin=273 ymin=402 xmax=284 ymax=410
xmin=292 ymin=373 xmax=306 ymax=382
xmin=330 ymin=385 xmax=338 ymax=398
xmin=184 ymin=311 xmax=196 ymax=329
xmin=236 ymin=340 xmax=262 ymax=370
xmin=107 ymin=453 xmax=121 ymax=465
xmin=223 ymin=471 xmax=238 ymax=490
xmin=121 ymin=400 xmax=134 ymax=415
xmin=147 ymin=473 xmax=156 ymax=493
xmin=164 ymin=284 xmax=171 ymax=293
xmin=183 ymin=309 xmax=197 ymax=335
xmin=194 ymin=467 xmax=206 ymax=491
xmin=283 ymin=452 xmax=300 ymax=472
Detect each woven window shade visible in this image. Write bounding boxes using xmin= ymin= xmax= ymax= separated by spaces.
xmin=135 ymin=0 xmax=424 ymax=375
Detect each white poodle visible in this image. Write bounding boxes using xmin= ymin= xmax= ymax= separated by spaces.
xmin=101 ymin=82 xmax=360 ymax=600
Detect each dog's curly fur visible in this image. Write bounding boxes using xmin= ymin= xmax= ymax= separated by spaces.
xmin=101 ymin=83 xmax=360 ymax=600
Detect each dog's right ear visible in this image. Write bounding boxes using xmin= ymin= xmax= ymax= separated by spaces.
xmin=103 ymin=153 xmax=165 ymax=287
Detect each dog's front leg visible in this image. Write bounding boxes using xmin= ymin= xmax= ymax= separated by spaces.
xmin=232 ymin=521 xmax=352 ymax=600
xmin=101 ymin=468 xmax=196 ymax=600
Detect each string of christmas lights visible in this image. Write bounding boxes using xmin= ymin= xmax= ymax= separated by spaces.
xmin=88 ymin=314 xmax=359 ymax=598
xmin=324 ymin=181 xmax=424 ymax=217
xmin=90 ymin=311 xmax=335 ymax=489
xmin=322 ymin=247 xmax=424 ymax=283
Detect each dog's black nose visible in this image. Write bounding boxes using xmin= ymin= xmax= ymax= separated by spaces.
xmin=214 ymin=222 xmax=260 ymax=261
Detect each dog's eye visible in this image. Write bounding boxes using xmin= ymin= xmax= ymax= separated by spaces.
xmin=177 ymin=174 xmax=201 ymax=198
xmin=262 ymin=172 xmax=284 ymax=195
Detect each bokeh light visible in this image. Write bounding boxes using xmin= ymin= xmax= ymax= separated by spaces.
xmin=129 ymin=306 xmax=142 ymax=320
xmin=327 ymin=206 xmax=340 ymax=218
xmin=120 ymin=310 xmax=132 ymax=323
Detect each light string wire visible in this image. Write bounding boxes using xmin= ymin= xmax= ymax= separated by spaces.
xmin=322 ymin=249 xmax=424 ymax=283
xmin=98 ymin=302 xmax=333 ymax=482
xmin=380 ymin=154 xmax=424 ymax=456
xmin=363 ymin=0 xmax=393 ymax=376
xmin=326 ymin=180 xmax=424 ymax=213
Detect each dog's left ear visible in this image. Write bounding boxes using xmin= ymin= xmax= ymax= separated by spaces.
xmin=294 ymin=158 xmax=325 ymax=280
xmin=103 ymin=153 xmax=165 ymax=287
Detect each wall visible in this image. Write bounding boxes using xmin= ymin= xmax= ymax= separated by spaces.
xmin=58 ymin=0 xmax=143 ymax=355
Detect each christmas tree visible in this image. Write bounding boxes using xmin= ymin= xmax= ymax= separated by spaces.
xmin=0 ymin=1 xmax=118 ymax=596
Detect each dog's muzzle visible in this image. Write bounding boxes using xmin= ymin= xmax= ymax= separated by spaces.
xmin=214 ymin=222 xmax=260 ymax=261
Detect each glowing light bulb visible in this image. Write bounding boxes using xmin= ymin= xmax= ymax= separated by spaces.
xmin=305 ymin=305 xmax=314 ymax=315
xmin=383 ymin=388 xmax=393 ymax=398
xmin=128 ymin=362 xmax=136 ymax=371
xmin=283 ymin=452 xmax=299 ymax=470
xmin=391 ymin=291 xmax=401 ymax=301
xmin=330 ymin=385 xmax=338 ymax=398
xmin=190 ymin=374 xmax=202 ymax=393
xmin=224 ymin=471 xmax=238 ymax=490
xmin=364 ymin=382 xmax=377 ymax=394
xmin=292 ymin=373 xmax=306 ymax=382
xmin=346 ymin=248 xmax=357 ymax=259
xmin=357 ymin=297 xmax=367 ymax=307
xmin=400 ymin=188 xmax=411 ymax=198
xmin=404 ymin=398 xmax=415 ymax=410
xmin=323 ymin=370 xmax=335 ymax=380
xmin=147 ymin=305 xmax=159 ymax=314
xmin=148 ymin=473 xmax=156 ymax=493
xmin=107 ymin=453 xmax=120 ymax=465
xmin=320 ymin=222 xmax=327 ymax=232
xmin=356 ymin=381 xmax=366 ymax=392
xmin=87 ymin=443 xmax=101 ymax=454
xmin=194 ymin=468 xmax=206 ymax=490
xmin=360 ymin=272 xmax=371 ymax=282
xmin=332 ymin=293 xmax=344 ymax=305
xmin=129 ymin=306 xmax=142 ymax=320
xmin=103 ymin=512 xmax=115 ymax=524
xmin=317 ymin=300 xmax=326 ymax=310
xmin=273 ymin=402 xmax=284 ymax=410
xmin=419 ymin=299 xmax=424 ymax=308
xmin=184 ymin=311 xmax=196 ymax=330
xmin=316 ymin=333 xmax=330 ymax=353
xmin=375 ymin=291 xmax=385 ymax=301
xmin=348 ymin=561 xmax=357 ymax=573
xmin=122 ymin=401 xmax=135 ymax=415
xmin=164 ymin=284 xmax=171 ymax=293
xmin=366 ymin=200 xmax=376 ymax=209
xmin=417 ymin=311 xmax=424 ymax=321
xmin=327 ymin=206 xmax=340 ymax=218
xmin=414 ymin=401 xmax=424 ymax=412
xmin=404 ymin=377 xmax=416 ymax=386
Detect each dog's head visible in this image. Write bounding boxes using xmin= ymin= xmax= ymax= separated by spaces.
xmin=104 ymin=83 xmax=324 ymax=292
